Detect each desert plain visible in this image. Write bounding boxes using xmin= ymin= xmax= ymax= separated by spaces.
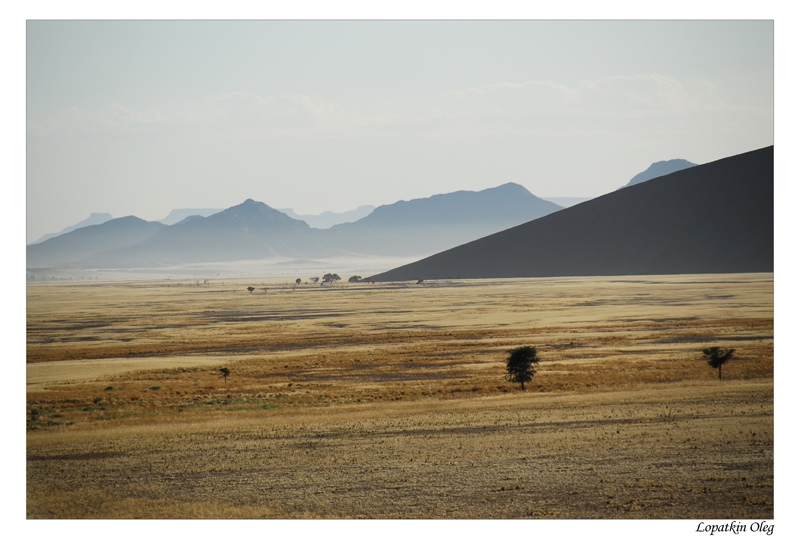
xmin=25 ymin=273 xmax=774 ymax=519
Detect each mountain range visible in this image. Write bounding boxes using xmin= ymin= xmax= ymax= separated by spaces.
xmin=278 ymin=205 xmax=376 ymax=229
xmin=367 ymin=146 xmax=773 ymax=281
xmin=29 ymin=206 xmax=375 ymax=245
xmin=158 ymin=208 xmax=223 ymax=226
xmin=26 ymin=216 xmax=166 ymax=267
xmin=29 ymin=151 xmax=766 ymax=274
xmin=27 ymin=183 xmax=562 ymax=268
xmin=73 ymin=199 xmax=340 ymax=267
xmin=30 ymin=212 xmax=114 ymax=245
xmin=326 ymin=183 xmax=562 ymax=256
xmin=29 ymin=157 xmax=685 ymax=246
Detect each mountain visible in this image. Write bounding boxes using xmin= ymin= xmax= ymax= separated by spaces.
xmin=30 ymin=212 xmax=114 ymax=245
xmin=81 ymin=199 xmax=341 ymax=267
xmin=327 ymin=183 xmax=563 ymax=256
xmin=621 ymin=158 xmax=696 ymax=188
xmin=26 ymin=185 xmax=563 ymax=268
xmin=367 ymin=146 xmax=773 ymax=281
xmin=26 ymin=216 xmax=165 ymax=267
xmin=278 ymin=205 xmax=376 ymax=229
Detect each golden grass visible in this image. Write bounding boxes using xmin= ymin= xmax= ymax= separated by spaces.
xmin=26 ymin=273 xmax=773 ymax=518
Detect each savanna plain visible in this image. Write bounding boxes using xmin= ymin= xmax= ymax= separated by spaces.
xmin=26 ymin=273 xmax=773 ymax=519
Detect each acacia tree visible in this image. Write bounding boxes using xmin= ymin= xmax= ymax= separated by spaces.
xmin=506 ymin=346 xmax=539 ymax=391
xmin=322 ymin=273 xmax=341 ymax=284
xmin=703 ymin=347 xmax=735 ymax=380
xmin=220 ymin=367 xmax=231 ymax=383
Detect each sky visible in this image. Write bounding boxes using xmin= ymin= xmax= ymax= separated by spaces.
xmin=25 ymin=17 xmax=774 ymax=243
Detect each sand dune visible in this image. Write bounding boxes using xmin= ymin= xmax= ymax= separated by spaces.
xmin=369 ymin=146 xmax=773 ymax=281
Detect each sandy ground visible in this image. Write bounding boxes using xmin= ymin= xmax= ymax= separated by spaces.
xmin=27 ymin=356 xmax=234 ymax=390
xmin=26 ymin=273 xmax=774 ymax=520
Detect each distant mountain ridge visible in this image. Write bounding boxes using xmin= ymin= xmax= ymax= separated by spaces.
xmin=28 ymin=183 xmax=564 ymax=268
xmin=30 ymin=205 xmax=379 ymax=246
xmin=327 ymin=182 xmax=562 ymax=256
xmin=278 ymin=205 xmax=376 ymax=229
xmin=79 ymin=199 xmax=339 ymax=267
xmin=367 ymin=146 xmax=773 ymax=281
xmin=26 ymin=216 xmax=166 ymax=267
xmin=158 ymin=208 xmax=222 ymax=226
xmin=31 ymin=212 xmax=114 ymax=244
xmin=28 ymin=152 xmax=734 ymax=271
xmin=621 ymin=158 xmax=696 ymax=188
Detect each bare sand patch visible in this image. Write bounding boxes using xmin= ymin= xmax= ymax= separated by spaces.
xmin=27 ymin=355 xmax=236 ymax=390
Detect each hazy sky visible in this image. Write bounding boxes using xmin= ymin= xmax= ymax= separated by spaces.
xmin=26 ymin=19 xmax=773 ymax=243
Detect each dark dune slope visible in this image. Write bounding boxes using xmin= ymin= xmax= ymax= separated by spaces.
xmin=368 ymin=146 xmax=773 ymax=281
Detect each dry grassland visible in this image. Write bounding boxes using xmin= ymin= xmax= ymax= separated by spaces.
xmin=26 ymin=273 xmax=774 ymax=519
